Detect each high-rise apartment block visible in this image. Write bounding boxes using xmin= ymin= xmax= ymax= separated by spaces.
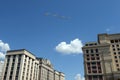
xmin=82 ymin=33 xmax=120 ymax=80
xmin=2 ymin=49 xmax=65 ymax=80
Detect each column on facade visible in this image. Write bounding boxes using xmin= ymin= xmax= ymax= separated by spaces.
xmin=12 ymin=55 xmax=18 ymax=80
xmin=24 ymin=56 xmax=29 ymax=80
xmin=36 ymin=64 xmax=39 ymax=80
xmin=18 ymin=55 xmax=25 ymax=80
xmin=31 ymin=60 xmax=35 ymax=80
xmin=48 ymin=71 xmax=54 ymax=80
xmin=1 ymin=56 xmax=8 ymax=80
xmin=6 ymin=56 xmax=13 ymax=80
xmin=27 ymin=58 xmax=32 ymax=80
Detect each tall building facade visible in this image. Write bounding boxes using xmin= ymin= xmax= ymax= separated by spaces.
xmin=0 ymin=61 xmax=4 ymax=80
xmin=82 ymin=33 xmax=120 ymax=80
xmin=37 ymin=58 xmax=65 ymax=80
xmin=2 ymin=49 xmax=65 ymax=80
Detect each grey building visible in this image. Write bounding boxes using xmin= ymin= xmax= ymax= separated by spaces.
xmin=2 ymin=49 xmax=65 ymax=80
xmin=82 ymin=33 xmax=120 ymax=80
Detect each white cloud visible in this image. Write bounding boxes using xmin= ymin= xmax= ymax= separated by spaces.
xmin=75 ymin=74 xmax=85 ymax=80
xmin=44 ymin=12 xmax=71 ymax=20
xmin=0 ymin=40 xmax=10 ymax=60
xmin=0 ymin=52 xmax=5 ymax=60
xmin=55 ymin=38 xmax=83 ymax=54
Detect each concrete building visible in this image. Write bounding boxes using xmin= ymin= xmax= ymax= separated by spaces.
xmin=82 ymin=33 xmax=120 ymax=80
xmin=37 ymin=58 xmax=65 ymax=80
xmin=2 ymin=49 xmax=39 ymax=80
xmin=2 ymin=49 xmax=65 ymax=80
xmin=0 ymin=61 xmax=4 ymax=80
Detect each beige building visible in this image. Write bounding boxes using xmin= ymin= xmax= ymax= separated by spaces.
xmin=82 ymin=33 xmax=120 ymax=80
xmin=2 ymin=49 xmax=65 ymax=80
xmin=37 ymin=58 xmax=65 ymax=80
xmin=0 ymin=61 xmax=4 ymax=80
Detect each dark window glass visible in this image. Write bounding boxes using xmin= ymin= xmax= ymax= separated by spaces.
xmin=86 ymin=50 xmax=89 ymax=53
xmin=113 ymin=48 xmax=115 ymax=51
xmin=112 ymin=45 xmax=115 ymax=47
xmin=111 ymin=40 xmax=114 ymax=43
xmin=91 ymin=49 xmax=93 ymax=53
xmin=115 ymin=40 xmax=118 ymax=43
xmin=96 ymin=49 xmax=98 ymax=53
xmin=115 ymin=56 xmax=117 ymax=58
xmin=116 ymin=60 xmax=118 ymax=63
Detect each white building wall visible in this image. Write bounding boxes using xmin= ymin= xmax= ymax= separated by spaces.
xmin=1 ymin=49 xmax=65 ymax=80
xmin=0 ymin=61 xmax=4 ymax=80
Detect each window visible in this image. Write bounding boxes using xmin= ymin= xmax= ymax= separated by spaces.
xmin=91 ymin=49 xmax=93 ymax=53
xmin=115 ymin=56 xmax=117 ymax=59
xmin=113 ymin=48 xmax=116 ymax=51
xmin=115 ymin=40 xmax=118 ymax=43
xmin=86 ymin=50 xmax=89 ymax=53
xmin=91 ymin=54 xmax=94 ymax=56
xmin=111 ymin=40 xmax=114 ymax=43
xmin=99 ymin=76 xmax=103 ymax=80
xmin=93 ymin=76 xmax=98 ymax=79
xmin=85 ymin=44 xmax=88 ymax=46
xmin=97 ymin=57 xmax=100 ymax=60
xmin=117 ymin=68 xmax=120 ymax=71
xmin=118 ymin=52 xmax=120 ymax=54
xmin=87 ymin=62 xmax=90 ymax=65
xmin=117 ymin=44 xmax=119 ymax=47
xmin=116 ymin=64 xmax=119 ymax=67
xmin=86 ymin=54 xmax=89 ymax=57
xmin=87 ymin=58 xmax=90 ymax=60
xmin=88 ymin=67 xmax=91 ymax=70
xmin=92 ymin=66 xmax=96 ymax=69
xmin=116 ymin=60 xmax=118 ymax=63
xmin=88 ymin=76 xmax=92 ymax=80
xmin=91 ymin=57 xmax=95 ymax=60
xmin=96 ymin=54 xmax=99 ymax=56
xmin=92 ymin=70 xmax=97 ymax=73
xmin=88 ymin=70 xmax=91 ymax=73
xmin=112 ymin=45 xmax=115 ymax=47
xmin=97 ymin=62 xmax=101 ymax=66
xmin=118 ymin=48 xmax=120 ymax=51
xmin=96 ymin=49 xmax=98 ymax=53
xmin=92 ymin=62 xmax=96 ymax=65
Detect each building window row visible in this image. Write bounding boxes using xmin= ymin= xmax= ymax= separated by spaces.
xmin=87 ymin=75 xmax=103 ymax=80
xmin=86 ymin=54 xmax=100 ymax=61
xmin=111 ymin=39 xmax=120 ymax=43
xmin=112 ymin=44 xmax=119 ymax=47
xmin=87 ymin=62 xmax=102 ymax=73
xmin=86 ymin=49 xmax=98 ymax=54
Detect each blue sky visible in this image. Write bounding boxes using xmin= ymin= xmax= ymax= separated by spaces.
xmin=0 ymin=0 xmax=120 ymax=80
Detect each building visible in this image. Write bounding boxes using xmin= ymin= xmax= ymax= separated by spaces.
xmin=0 ymin=61 xmax=4 ymax=80
xmin=82 ymin=33 xmax=120 ymax=80
xmin=37 ymin=58 xmax=65 ymax=80
xmin=2 ymin=49 xmax=39 ymax=80
xmin=2 ymin=49 xmax=65 ymax=80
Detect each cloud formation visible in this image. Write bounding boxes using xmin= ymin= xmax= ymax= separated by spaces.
xmin=0 ymin=40 xmax=10 ymax=60
xmin=44 ymin=12 xmax=71 ymax=20
xmin=75 ymin=74 xmax=85 ymax=80
xmin=55 ymin=38 xmax=83 ymax=54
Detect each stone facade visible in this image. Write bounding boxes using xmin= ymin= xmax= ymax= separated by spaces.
xmin=0 ymin=61 xmax=4 ymax=80
xmin=2 ymin=49 xmax=65 ymax=80
xmin=82 ymin=33 xmax=120 ymax=80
